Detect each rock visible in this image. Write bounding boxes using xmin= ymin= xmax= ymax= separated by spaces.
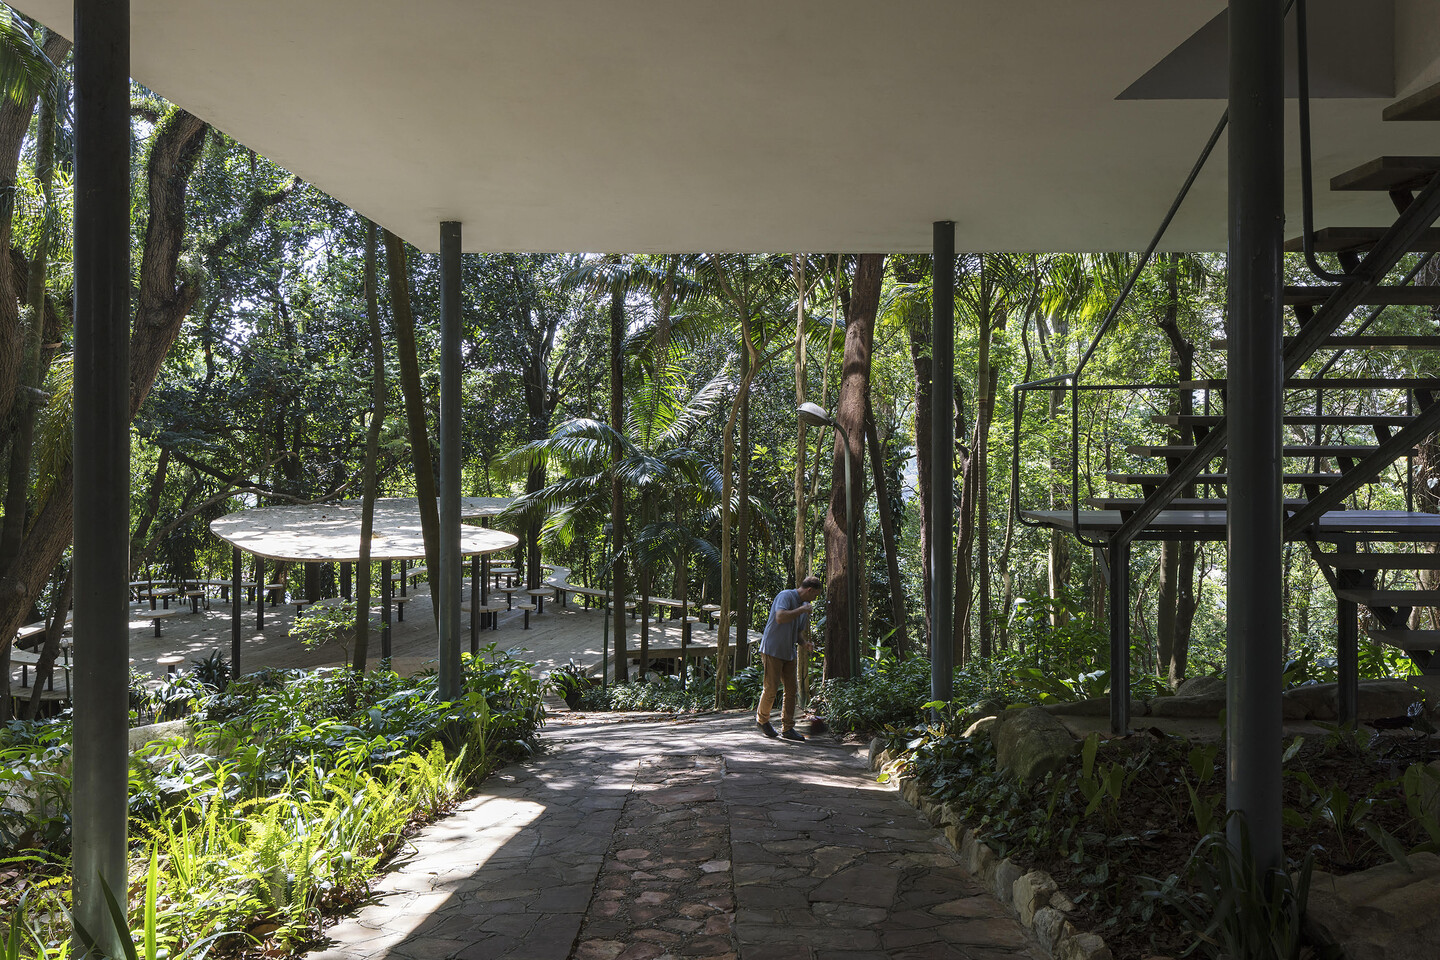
xmin=963 ymin=714 xmax=999 ymax=739
xmin=1175 ymin=675 xmax=1225 ymax=698
xmin=900 ymin=776 xmax=921 ymax=807
xmin=128 ymin=719 xmax=192 ymax=753
xmin=1150 ymin=694 xmax=1225 ymax=720
xmin=1031 ymin=907 xmax=1073 ymax=953
xmin=1013 ymin=870 xmax=1059 ymax=926
xmin=1304 ymin=852 xmax=1440 ymax=960
xmin=989 ymin=858 xmax=1024 ymax=906
xmin=1058 ymin=932 xmax=1113 ymax=960
xmin=960 ymin=832 xmax=995 ymax=878
xmin=868 ymin=736 xmax=886 ymax=768
xmin=992 ymin=707 xmax=1077 ymax=781
xmin=940 ymin=801 xmax=964 ymax=826
xmin=944 ymin=823 xmax=965 ymax=852
xmin=1282 ymin=679 xmax=1426 ymax=722
xmin=1050 ymin=890 xmax=1077 ymax=913
xmin=1041 ymin=698 xmax=1147 ymax=718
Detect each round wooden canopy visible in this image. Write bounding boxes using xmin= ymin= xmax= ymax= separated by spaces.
xmin=209 ymin=497 xmax=519 ymax=562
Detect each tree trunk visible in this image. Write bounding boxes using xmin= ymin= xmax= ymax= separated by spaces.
xmin=383 ymin=231 xmax=441 ymax=582
xmin=793 ymin=255 xmax=811 ymax=584
xmin=23 ymin=563 xmax=72 ymax=720
xmin=354 ymin=221 xmax=385 ymax=670
xmin=822 ymin=254 xmax=884 ymax=678
xmin=1154 ymin=254 xmax=1197 ymax=683
xmin=865 ymin=399 xmax=907 ymax=657
xmin=609 ymin=284 xmax=629 ymax=682
xmin=898 ymin=258 xmax=934 ymax=642
xmin=734 ymin=348 xmax=751 ymax=669
xmin=127 ymin=446 xmax=171 ymax=575
xmin=0 ymin=109 xmax=211 ymax=664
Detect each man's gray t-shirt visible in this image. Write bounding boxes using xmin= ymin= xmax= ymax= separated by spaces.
xmin=759 ymin=589 xmax=809 ymax=661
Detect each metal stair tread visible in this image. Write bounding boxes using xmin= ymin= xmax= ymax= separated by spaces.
xmin=1088 ymin=497 xmax=1310 ymax=509
xmin=1106 ymin=472 xmax=1343 ymax=485
xmin=1124 ymin=444 xmax=1390 ymax=458
xmin=1329 ymin=156 xmax=1440 ymax=193
xmin=1284 ymin=285 xmax=1440 ymax=306
xmin=1211 ymin=335 xmax=1440 ymax=350
xmin=1283 ymin=227 xmax=1440 ymax=253
xmin=1178 ymin=378 xmax=1440 ymax=390
xmin=1322 ymin=552 xmax=1440 ymax=569
xmin=1152 ymin=414 xmax=1411 ymax=427
xmin=1383 ymin=79 xmax=1440 ymax=122
xmin=1366 ymin=629 xmax=1440 ymax=650
xmin=1334 ymin=588 xmax=1440 ymax=605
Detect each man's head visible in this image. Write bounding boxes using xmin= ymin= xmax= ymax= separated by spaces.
xmin=798 ymin=575 xmax=823 ymax=602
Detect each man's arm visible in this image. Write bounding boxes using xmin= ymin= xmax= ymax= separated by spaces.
xmin=776 ymin=601 xmax=811 ymax=624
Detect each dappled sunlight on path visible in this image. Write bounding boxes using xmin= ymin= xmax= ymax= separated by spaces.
xmin=304 ymin=714 xmax=1044 ymax=960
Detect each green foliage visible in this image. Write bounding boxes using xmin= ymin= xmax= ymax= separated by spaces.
xmin=1143 ymin=817 xmax=1314 ymax=960
xmin=288 ymin=600 xmax=377 ymax=663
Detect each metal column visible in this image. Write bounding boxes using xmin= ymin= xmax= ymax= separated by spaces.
xmin=1337 ymin=596 xmax=1359 ymax=725
xmin=255 ymin=556 xmax=264 ymax=632
xmin=438 ymin=221 xmax=463 ymax=698
xmin=470 ymin=555 xmax=480 ymax=654
xmin=1108 ymin=537 xmax=1131 ymax=735
xmin=381 ymin=559 xmax=393 ymax=660
xmin=340 ymin=561 xmax=352 ymax=600
xmin=230 ymin=547 xmax=242 ymax=679
xmin=71 ymin=0 xmax=130 ymax=950
xmin=931 ymin=222 xmax=955 ymax=712
xmin=1226 ymin=0 xmax=1286 ymax=871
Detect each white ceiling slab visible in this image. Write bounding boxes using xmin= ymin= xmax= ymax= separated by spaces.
xmin=15 ymin=1 xmax=1440 ymax=253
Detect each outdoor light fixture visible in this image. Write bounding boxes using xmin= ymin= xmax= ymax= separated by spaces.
xmin=797 ymin=403 xmax=861 ymax=677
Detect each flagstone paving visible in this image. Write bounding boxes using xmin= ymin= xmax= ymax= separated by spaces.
xmin=306 ymin=713 xmax=1045 ymax=960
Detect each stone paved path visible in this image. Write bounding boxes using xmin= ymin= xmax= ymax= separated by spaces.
xmin=307 ymin=714 xmax=1045 ymax=960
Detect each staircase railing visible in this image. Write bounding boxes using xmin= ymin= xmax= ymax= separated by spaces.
xmin=1011 ymin=110 xmax=1228 ymax=548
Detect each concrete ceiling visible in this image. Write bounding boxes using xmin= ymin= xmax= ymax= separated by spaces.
xmin=15 ymin=1 xmax=1440 ymax=253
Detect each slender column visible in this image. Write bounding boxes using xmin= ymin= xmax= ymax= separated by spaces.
xmin=1337 ymin=596 xmax=1359 ymax=725
xmin=381 ymin=559 xmax=393 ymax=660
xmin=230 ymin=547 xmax=242 ymax=679
xmin=470 ymin=554 xmax=480 ymax=653
xmin=1108 ymin=537 xmax=1131 ymax=735
xmin=930 ymin=221 xmax=955 ymax=712
xmin=71 ymin=0 xmax=130 ymax=950
xmin=438 ymin=221 xmax=462 ymax=697
xmin=1226 ymin=0 xmax=1285 ymax=871
xmin=255 ymin=556 xmax=265 ymax=631
xmin=341 ymin=561 xmax=352 ymax=599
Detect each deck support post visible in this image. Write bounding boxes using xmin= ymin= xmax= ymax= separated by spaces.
xmin=1226 ymin=0 xmax=1286 ymax=872
xmin=70 ymin=0 xmax=131 ymax=950
xmin=470 ymin=554 xmax=480 ymax=654
xmin=231 ymin=547 xmax=242 ymax=679
xmin=341 ymin=561 xmax=352 ymax=600
xmin=1108 ymin=536 xmax=1131 ymax=736
xmin=1337 ymin=595 xmax=1359 ymax=725
xmin=381 ymin=559 xmax=393 ymax=660
xmin=255 ymin=556 xmax=264 ymax=632
xmin=438 ymin=221 xmax=462 ymax=698
xmin=931 ymin=221 xmax=955 ymax=715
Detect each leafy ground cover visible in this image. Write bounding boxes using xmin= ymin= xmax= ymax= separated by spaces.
xmin=571 ymin=659 xmax=767 ymax=713
xmin=0 ymin=644 xmax=545 ymax=959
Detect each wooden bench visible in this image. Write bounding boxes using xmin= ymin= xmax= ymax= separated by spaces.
xmin=139 ymin=586 xmax=181 ymax=610
xmin=10 ymin=648 xmax=71 ymax=693
xmin=513 ymin=601 xmax=537 ymax=629
xmin=393 ymin=594 xmax=413 ymax=621
xmin=184 ymin=588 xmax=207 ymax=613
xmin=130 ymin=607 xmax=185 ymax=637
xmin=156 ymin=654 xmax=186 ymax=675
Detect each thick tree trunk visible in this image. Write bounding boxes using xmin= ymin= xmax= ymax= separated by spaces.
xmin=127 ymin=446 xmax=171 ymax=575
xmin=383 ymin=231 xmax=441 ymax=580
xmin=609 ymin=284 xmax=629 ymax=682
xmin=793 ymin=255 xmax=811 ymax=585
xmin=865 ymin=399 xmax=908 ymax=657
xmin=0 ymin=109 xmax=211 ymax=663
xmin=735 ymin=348 xmax=751 ymax=669
xmin=354 ymin=221 xmax=385 ymax=670
xmin=822 ymin=254 xmax=884 ymax=678
xmin=898 ymin=258 xmax=934 ymax=642
xmin=1154 ymin=254 xmax=1197 ymax=683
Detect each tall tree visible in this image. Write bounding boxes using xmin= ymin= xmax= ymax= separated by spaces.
xmin=822 ymin=254 xmax=884 ymax=678
xmin=354 ymin=221 xmax=385 ymax=670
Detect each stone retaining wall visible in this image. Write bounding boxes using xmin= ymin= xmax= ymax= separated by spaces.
xmin=870 ymin=739 xmax=1114 ymax=960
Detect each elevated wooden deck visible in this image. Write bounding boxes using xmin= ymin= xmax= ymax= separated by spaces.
xmin=1021 ymin=509 xmax=1440 ymax=542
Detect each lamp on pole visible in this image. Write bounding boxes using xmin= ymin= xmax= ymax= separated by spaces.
xmin=798 ymin=402 xmax=860 ymax=677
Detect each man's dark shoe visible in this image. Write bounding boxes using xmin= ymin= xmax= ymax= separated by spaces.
xmin=780 ymin=728 xmax=806 ymax=742
xmin=757 ymin=720 xmax=779 ymax=739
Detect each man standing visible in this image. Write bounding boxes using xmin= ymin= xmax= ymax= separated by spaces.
xmin=756 ymin=575 xmax=823 ymax=741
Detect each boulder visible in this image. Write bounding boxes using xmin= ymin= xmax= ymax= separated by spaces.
xmin=1058 ymin=932 xmax=1113 ymax=960
xmin=992 ymin=707 xmax=1077 ymax=781
xmin=989 ymin=857 xmax=1024 ymax=906
xmin=1175 ymin=675 xmax=1226 ymax=699
xmin=1282 ymin=679 xmax=1426 ymax=722
xmin=963 ymin=714 xmax=1000 ymax=739
xmin=1150 ymin=694 xmax=1225 ymax=720
xmin=1041 ymin=698 xmax=1148 ymax=718
xmin=128 ymin=719 xmax=193 ymax=753
xmin=1304 ymin=852 xmax=1440 ymax=960
xmin=1031 ymin=906 xmax=1074 ymax=953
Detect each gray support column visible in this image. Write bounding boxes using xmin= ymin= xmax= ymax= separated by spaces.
xmin=71 ymin=0 xmax=130 ymax=950
xmin=931 ymin=222 xmax=955 ymax=712
xmin=438 ymin=222 xmax=463 ymax=698
xmin=1108 ymin=537 xmax=1131 ymax=735
xmin=1337 ymin=596 xmax=1358 ymax=725
xmin=230 ymin=547 xmax=242 ymax=679
xmin=1226 ymin=0 xmax=1286 ymax=871
xmin=341 ymin=561 xmax=352 ymax=599
xmin=470 ymin=554 xmax=480 ymax=654
xmin=381 ymin=559 xmax=393 ymax=660
xmin=255 ymin=556 xmax=265 ymax=632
